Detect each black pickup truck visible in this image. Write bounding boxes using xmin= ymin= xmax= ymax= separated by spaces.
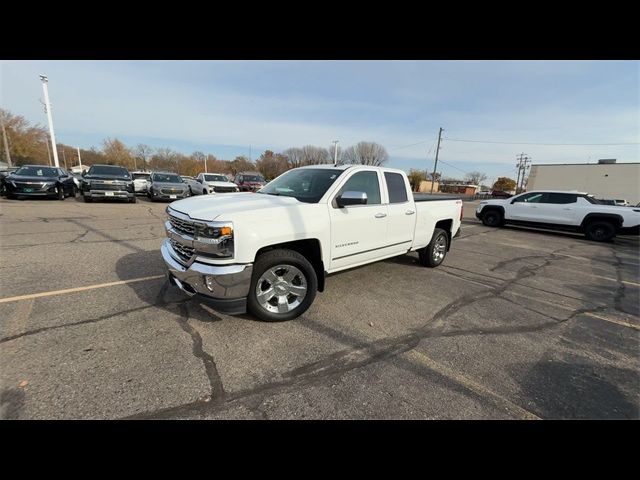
xmin=81 ymin=164 xmax=136 ymax=203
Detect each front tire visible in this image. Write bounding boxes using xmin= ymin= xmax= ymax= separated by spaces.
xmin=247 ymin=249 xmax=318 ymax=322
xmin=83 ymin=195 xmax=92 ymax=203
xmin=57 ymin=185 xmax=65 ymax=201
xmin=419 ymin=228 xmax=449 ymax=267
xmin=584 ymin=221 xmax=616 ymax=242
xmin=129 ymin=195 xmax=137 ymax=203
xmin=481 ymin=209 xmax=503 ymax=227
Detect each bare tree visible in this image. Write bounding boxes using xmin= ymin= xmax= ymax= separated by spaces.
xmin=342 ymin=141 xmax=389 ymax=166
xmin=464 ymin=171 xmax=487 ymax=185
xmin=282 ymin=147 xmax=304 ymax=168
xmin=134 ymin=144 xmax=154 ymax=171
xmin=300 ymin=145 xmax=330 ymax=165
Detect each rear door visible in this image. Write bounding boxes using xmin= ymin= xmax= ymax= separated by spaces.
xmin=382 ymin=171 xmax=415 ymax=255
xmin=535 ymin=193 xmax=579 ymax=225
xmin=329 ymin=169 xmax=389 ymax=271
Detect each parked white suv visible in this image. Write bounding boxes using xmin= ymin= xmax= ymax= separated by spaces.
xmin=195 ymin=173 xmax=239 ymax=194
xmin=476 ymin=190 xmax=640 ymax=241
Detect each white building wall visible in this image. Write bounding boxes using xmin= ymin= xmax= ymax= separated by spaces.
xmin=527 ymin=163 xmax=640 ymax=204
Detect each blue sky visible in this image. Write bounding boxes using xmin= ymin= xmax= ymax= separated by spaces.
xmin=1 ymin=60 xmax=638 ymax=184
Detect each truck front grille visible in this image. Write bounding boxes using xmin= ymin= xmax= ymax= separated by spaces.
xmin=91 ymin=182 xmax=126 ymax=191
xmin=169 ymin=239 xmax=195 ymax=263
xmin=213 ymin=186 xmax=236 ymax=193
xmin=168 ymin=213 xmax=197 ymax=236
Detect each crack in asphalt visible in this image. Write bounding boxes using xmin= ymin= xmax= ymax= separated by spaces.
xmin=155 ymin=282 xmax=226 ymax=401
xmin=125 ymin=246 xmax=612 ymax=420
xmin=0 ymin=304 xmax=156 ymax=344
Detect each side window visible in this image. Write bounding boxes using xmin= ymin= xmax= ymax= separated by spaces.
xmin=512 ymin=192 xmax=544 ymax=203
xmin=543 ymin=193 xmax=578 ymax=204
xmin=384 ymin=172 xmax=408 ymax=203
xmin=338 ymin=171 xmax=381 ymax=205
xmin=238 ymin=175 xmax=243 ymax=183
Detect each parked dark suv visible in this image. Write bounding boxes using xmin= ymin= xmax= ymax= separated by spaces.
xmin=81 ymin=164 xmax=135 ymax=203
xmin=3 ymin=165 xmax=77 ymax=200
xmin=491 ymin=190 xmax=512 ymax=198
xmin=234 ymin=171 xmax=266 ymax=192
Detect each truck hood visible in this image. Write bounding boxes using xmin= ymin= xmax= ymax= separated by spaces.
xmin=169 ymin=192 xmax=300 ymax=220
xmin=204 ymin=180 xmax=237 ymax=188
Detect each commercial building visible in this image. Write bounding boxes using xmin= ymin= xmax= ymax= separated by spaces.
xmin=527 ymin=160 xmax=640 ymax=204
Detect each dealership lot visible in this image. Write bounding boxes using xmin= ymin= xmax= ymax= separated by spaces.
xmin=0 ymin=195 xmax=638 ymax=419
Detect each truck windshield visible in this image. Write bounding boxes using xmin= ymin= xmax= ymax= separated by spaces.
xmin=258 ymin=168 xmax=345 ymax=203
xmin=88 ymin=166 xmax=130 ymax=177
xmin=204 ymin=174 xmax=229 ymax=182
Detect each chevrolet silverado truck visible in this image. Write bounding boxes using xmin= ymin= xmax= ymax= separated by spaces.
xmin=476 ymin=190 xmax=640 ymax=241
xmin=82 ymin=164 xmax=136 ymax=203
xmin=196 ymin=173 xmax=240 ymax=194
xmin=161 ymin=165 xmax=463 ymax=322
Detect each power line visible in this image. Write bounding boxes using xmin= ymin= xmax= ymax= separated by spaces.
xmin=443 ymin=137 xmax=639 ymax=146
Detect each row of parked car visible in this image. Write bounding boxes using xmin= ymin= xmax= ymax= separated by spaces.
xmin=0 ymin=164 xmax=268 ymax=203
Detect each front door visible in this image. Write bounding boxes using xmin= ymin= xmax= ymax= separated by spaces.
xmin=506 ymin=192 xmax=546 ymax=221
xmin=329 ymin=170 xmax=388 ymax=271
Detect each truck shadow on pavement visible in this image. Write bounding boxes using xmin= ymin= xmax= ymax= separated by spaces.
xmin=512 ymin=358 xmax=639 ymax=419
xmin=114 ymin=250 xmax=225 ymax=324
xmin=0 ymin=387 xmax=25 ymax=420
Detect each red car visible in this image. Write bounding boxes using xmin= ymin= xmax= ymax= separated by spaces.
xmin=234 ymin=171 xmax=266 ymax=192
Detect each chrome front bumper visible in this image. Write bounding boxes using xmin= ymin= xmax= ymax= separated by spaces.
xmin=160 ymin=239 xmax=252 ymax=314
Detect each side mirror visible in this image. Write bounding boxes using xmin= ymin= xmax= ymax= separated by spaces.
xmin=81 ymin=171 xmax=86 ymax=177
xmin=197 ymin=178 xmax=202 ymax=183
xmin=337 ymin=191 xmax=368 ymax=208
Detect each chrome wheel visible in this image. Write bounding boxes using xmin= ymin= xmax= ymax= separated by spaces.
xmin=433 ymin=234 xmax=447 ymax=263
xmin=255 ymin=264 xmax=307 ymax=314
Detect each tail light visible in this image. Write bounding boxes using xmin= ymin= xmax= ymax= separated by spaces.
xmin=460 ymin=204 xmax=464 ymax=220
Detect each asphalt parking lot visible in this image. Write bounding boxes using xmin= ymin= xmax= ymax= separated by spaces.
xmin=0 ymin=194 xmax=638 ymax=419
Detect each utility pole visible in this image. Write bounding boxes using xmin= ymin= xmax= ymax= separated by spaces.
xmin=0 ymin=113 xmax=12 ymax=167
xmin=204 ymin=154 xmax=208 ymax=173
xmin=520 ymin=156 xmax=531 ymax=192
xmin=61 ymin=146 xmax=68 ymax=169
xmin=515 ymin=153 xmax=531 ymax=193
xmin=430 ymin=127 xmax=444 ymax=194
xmin=40 ymin=75 xmax=60 ymax=168
xmin=77 ymin=147 xmax=82 ymax=170
xmin=332 ymin=140 xmax=339 ymax=166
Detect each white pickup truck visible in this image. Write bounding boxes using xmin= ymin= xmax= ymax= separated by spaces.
xmin=160 ymin=165 xmax=463 ymax=321
xmin=476 ymin=190 xmax=640 ymax=241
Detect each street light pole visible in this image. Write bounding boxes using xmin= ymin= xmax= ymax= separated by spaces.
xmin=332 ymin=140 xmax=339 ymax=166
xmin=40 ymin=75 xmax=60 ymax=168
xmin=77 ymin=147 xmax=82 ymax=170
xmin=0 ymin=113 xmax=12 ymax=167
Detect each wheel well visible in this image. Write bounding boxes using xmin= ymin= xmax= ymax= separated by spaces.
xmin=255 ymin=239 xmax=325 ymax=292
xmin=581 ymin=214 xmax=622 ymax=230
xmin=435 ymin=219 xmax=453 ymax=250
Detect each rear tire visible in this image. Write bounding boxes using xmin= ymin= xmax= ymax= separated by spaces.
xmin=584 ymin=221 xmax=616 ymax=242
xmin=481 ymin=209 xmax=503 ymax=227
xmin=203 ymin=189 xmax=208 ymax=195
xmin=129 ymin=196 xmax=137 ymax=203
xmin=247 ymin=249 xmax=318 ymax=322
xmin=419 ymin=228 xmax=449 ymax=267
xmin=83 ymin=195 xmax=92 ymax=203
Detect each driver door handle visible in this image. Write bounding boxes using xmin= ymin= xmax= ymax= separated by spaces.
xmin=405 ymin=210 xmax=415 ymax=215
xmin=375 ymin=213 xmax=387 ymax=218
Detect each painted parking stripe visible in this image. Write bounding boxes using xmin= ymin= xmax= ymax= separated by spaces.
xmin=0 ymin=275 xmax=165 ymax=304
xmin=405 ymin=349 xmax=541 ymax=420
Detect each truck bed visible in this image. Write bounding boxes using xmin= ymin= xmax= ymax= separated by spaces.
xmin=413 ymin=193 xmax=462 ymax=202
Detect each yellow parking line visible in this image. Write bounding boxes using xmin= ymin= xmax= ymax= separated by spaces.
xmin=0 ymin=275 xmax=165 ymax=304
xmin=583 ymin=312 xmax=640 ymax=331
xmin=405 ymin=349 xmax=541 ymax=420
